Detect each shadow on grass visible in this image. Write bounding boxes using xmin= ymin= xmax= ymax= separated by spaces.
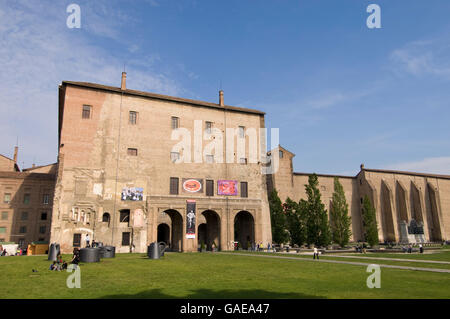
xmin=99 ymin=288 xmax=325 ymax=299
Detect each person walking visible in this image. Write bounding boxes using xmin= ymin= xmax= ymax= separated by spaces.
xmin=85 ymin=233 xmax=90 ymax=248
xmin=419 ymin=243 xmax=423 ymax=254
xmin=313 ymin=247 xmax=319 ymax=260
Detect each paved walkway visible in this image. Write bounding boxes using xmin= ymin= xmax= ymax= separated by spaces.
xmin=221 ymin=252 xmax=450 ymax=274
xmin=324 ymin=255 xmax=450 ymax=265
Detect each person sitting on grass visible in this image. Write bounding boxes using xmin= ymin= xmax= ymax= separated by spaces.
xmin=49 ymin=261 xmax=60 ymax=271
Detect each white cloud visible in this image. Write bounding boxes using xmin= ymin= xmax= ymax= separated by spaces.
xmin=0 ymin=0 xmax=183 ymax=168
xmin=384 ymin=157 xmax=450 ymax=175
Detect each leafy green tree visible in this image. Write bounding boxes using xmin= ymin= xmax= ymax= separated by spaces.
xmin=268 ymin=189 xmax=289 ymax=244
xmin=362 ymin=195 xmax=379 ymax=247
xmin=304 ymin=174 xmax=331 ymax=247
xmin=330 ymin=177 xmax=352 ymax=248
xmin=284 ymin=198 xmax=307 ymax=246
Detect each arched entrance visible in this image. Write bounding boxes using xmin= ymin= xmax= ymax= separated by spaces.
xmin=234 ymin=211 xmax=255 ymax=249
xmin=199 ymin=210 xmax=221 ymax=251
xmin=163 ymin=209 xmax=183 ymax=252
xmin=157 ymin=223 xmax=170 ymax=246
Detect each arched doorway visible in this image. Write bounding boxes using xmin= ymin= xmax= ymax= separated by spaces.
xmin=198 ymin=223 xmax=207 ymax=249
xmin=163 ymin=209 xmax=183 ymax=252
xmin=199 ymin=210 xmax=221 ymax=251
xmin=157 ymin=223 xmax=170 ymax=246
xmin=234 ymin=211 xmax=254 ymax=250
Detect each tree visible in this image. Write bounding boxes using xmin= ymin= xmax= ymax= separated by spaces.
xmin=304 ymin=174 xmax=331 ymax=247
xmin=284 ymin=197 xmax=307 ymax=246
xmin=362 ymin=195 xmax=379 ymax=247
xmin=268 ymin=189 xmax=289 ymax=244
xmin=330 ymin=177 xmax=352 ymax=248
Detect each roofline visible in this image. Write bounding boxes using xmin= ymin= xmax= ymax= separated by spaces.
xmin=61 ymin=81 xmax=266 ymax=116
xmin=362 ymin=168 xmax=450 ymax=180
xmin=0 ymin=171 xmax=56 ymax=180
xmin=0 ymin=153 xmax=14 ymax=162
xmin=22 ymin=163 xmax=57 ymax=172
xmin=293 ymin=172 xmax=356 ymax=179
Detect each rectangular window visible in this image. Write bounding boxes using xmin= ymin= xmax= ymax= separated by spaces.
xmin=41 ymin=212 xmax=47 ymax=220
xmin=205 ymin=121 xmax=212 ymax=134
xmin=23 ymin=193 xmax=30 ymax=204
xmin=279 ymin=150 xmax=284 ymax=158
xmin=119 ymin=210 xmax=130 ymax=224
xmin=171 ymin=116 xmax=179 ymax=130
xmin=21 ymin=212 xmax=28 ymax=221
xmin=73 ymin=233 xmax=81 ymax=247
xmin=170 ymin=177 xmax=179 ymax=195
xmin=239 ymin=157 xmax=247 ymax=165
xmin=39 ymin=225 xmax=46 ymax=234
xmin=3 ymin=193 xmax=11 ymax=204
xmin=43 ymin=194 xmax=50 ymax=205
xmin=206 ymin=154 xmax=214 ymax=163
xmin=122 ymin=232 xmax=131 ymax=246
xmin=0 ymin=227 xmax=6 ymax=234
xmin=127 ymin=148 xmax=138 ymax=156
xmin=240 ymin=182 xmax=248 ymax=198
xmin=18 ymin=238 xmax=25 ymax=248
xmin=129 ymin=111 xmax=138 ymax=125
xmin=19 ymin=226 xmax=27 ymax=234
xmin=206 ymin=180 xmax=214 ymax=197
xmin=239 ymin=126 xmax=245 ymax=138
xmin=82 ymin=105 xmax=91 ymax=119
xmin=38 ymin=238 xmax=45 ymax=242
xmin=1 ymin=212 xmax=7 ymax=220
xmin=170 ymin=152 xmax=180 ymax=162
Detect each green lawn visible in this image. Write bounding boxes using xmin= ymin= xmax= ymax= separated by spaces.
xmin=0 ymin=252 xmax=449 ymax=299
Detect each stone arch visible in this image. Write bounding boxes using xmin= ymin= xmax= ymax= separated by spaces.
xmin=198 ymin=210 xmax=221 ymax=251
xmin=380 ymin=180 xmax=395 ymax=242
xmin=426 ymin=183 xmax=442 ymax=242
xmin=234 ymin=211 xmax=255 ymax=249
xmin=163 ymin=209 xmax=183 ymax=252
xmin=157 ymin=223 xmax=170 ymax=246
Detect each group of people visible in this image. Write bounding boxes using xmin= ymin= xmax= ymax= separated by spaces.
xmin=48 ymin=248 xmax=80 ymax=271
xmin=402 ymin=243 xmax=424 ymax=253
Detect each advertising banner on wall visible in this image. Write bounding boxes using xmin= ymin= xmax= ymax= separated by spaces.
xmin=186 ymin=200 xmax=196 ymax=239
xmin=182 ymin=178 xmax=203 ymax=193
xmin=217 ymin=180 xmax=238 ymax=196
xmin=121 ymin=187 xmax=143 ymax=201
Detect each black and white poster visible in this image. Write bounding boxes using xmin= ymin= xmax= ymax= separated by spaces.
xmin=186 ymin=200 xmax=196 ymax=239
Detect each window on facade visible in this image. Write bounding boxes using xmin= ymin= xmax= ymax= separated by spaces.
xmin=4 ymin=193 xmax=11 ymax=204
xmin=73 ymin=233 xmax=81 ymax=247
xmin=41 ymin=212 xmax=47 ymax=220
xmin=205 ymin=121 xmax=212 ymax=134
xmin=102 ymin=212 xmax=110 ymax=224
xmin=170 ymin=152 xmax=180 ymax=162
xmin=129 ymin=111 xmax=138 ymax=125
xmin=21 ymin=212 xmax=28 ymax=221
xmin=0 ymin=227 xmax=6 ymax=234
xmin=240 ymin=182 xmax=248 ymax=198
xmin=127 ymin=148 xmax=138 ymax=156
xmin=206 ymin=180 xmax=214 ymax=197
xmin=82 ymin=105 xmax=91 ymax=119
xmin=38 ymin=238 xmax=45 ymax=242
xmin=0 ymin=238 xmax=5 ymax=242
xmin=19 ymin=226 xmax=27 ymax=234
xmin=279 ymin=150 xmax=284 ymax=158
xmin=239 ymin=157 xmax=247 ymax=165
xmin=18 ymin=238 xmax=25 ymax=248
xmin=238 ymin=126 xmax=245 ymax=138
xmin=171 ymin=116 xmax=179 ymax=130
xmin=42 ymin=194 xmax=49 ymax=205
xmin=122 ymin=232 xmax=131 ymax=246
xmin=119 ymin=210 xmax=130 ymax=224
xmin=206 ymin=154 xmax=214 ymax=163
xmin=23 ymin=193 xmax=30 ymax=204
xmin=170 ymin=177 xmax=179 ymax=195
xmin=1 ymin=212 xmax=7 ymax=220
xmin=39 ymin=225 xmax=46 ymax=234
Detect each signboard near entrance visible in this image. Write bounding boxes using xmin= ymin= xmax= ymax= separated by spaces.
xmin=186 ymin=200 xmax=196 ymax=239
xmin=182 ymin=178 xmax=203 ymax=193
xmin=217 ymin=180 xmax=238 ymax=196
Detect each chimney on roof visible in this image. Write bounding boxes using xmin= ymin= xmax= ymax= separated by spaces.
xmin=13 ymin=146 xmax=18 ymax=163
xmin=219 ymin=90 xmax=224 ymax=106
xmin=121 ymin=72 xmax=127 ymax=90
xmin=360 ymin=163 xmax=365 ymax=170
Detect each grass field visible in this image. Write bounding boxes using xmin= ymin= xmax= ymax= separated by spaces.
xmin=0 ymin=250 xmax=449 ymax=299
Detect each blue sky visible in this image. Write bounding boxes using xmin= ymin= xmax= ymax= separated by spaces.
xmin=1 ymin=0 xmax=450 ymax=175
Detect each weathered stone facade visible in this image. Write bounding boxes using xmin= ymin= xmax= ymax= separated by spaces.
xmin=269 ymin=146 xmax=450 ymax=244
xmin=50 ymin=75 xmax=272 ymax=253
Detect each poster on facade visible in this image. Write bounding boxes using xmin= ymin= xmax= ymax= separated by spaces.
xmin=182 ymin=178 xmax=203 ymax=193
xmin=121 ymin=187 xmax=143 ymax=201
xmin=217 ymin=180 xmax=238 ymax=196
xmin=186 ymin=200 xmax=196 ymax=239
